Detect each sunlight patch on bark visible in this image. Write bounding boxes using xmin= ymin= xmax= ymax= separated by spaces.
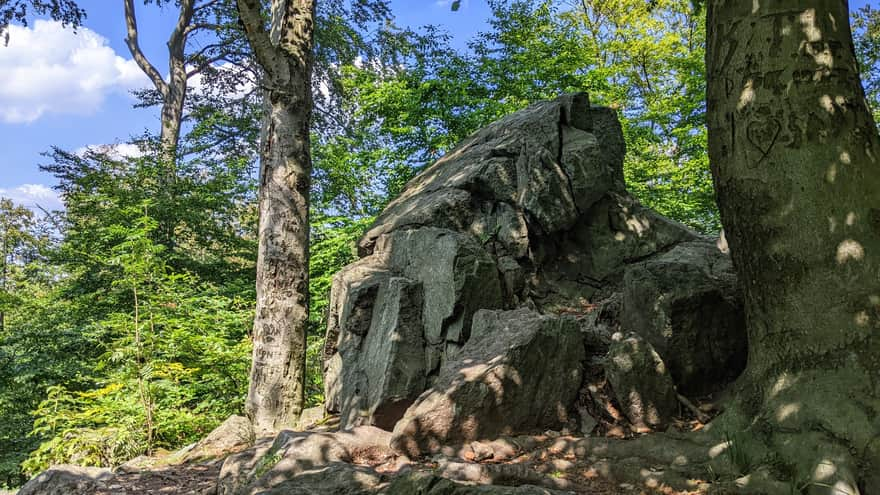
xmin=774 ymin=403 xmax=800 ymax=422
xmin=836 ymin=239 xmax=865 ymax=264
xmin=737 ymin=79 xmax=755 ymax=111
xmin=768 ymin=372 xmax=795 ymax=399
xmin=800 ymin=9 xmax=822 ymax=42
xmin=827 ymin=164 xmax=838 ymax=184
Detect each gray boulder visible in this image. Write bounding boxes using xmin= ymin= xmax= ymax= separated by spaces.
xmin=217 ymin=437 xmax=277 ymax=495
xmin=183 ymin=415 xmax=254 ymax=462
xmin=532 ymin=193 xmax=699 ymax=308
xmin=380 ymin=228 xmax=503 ymax=351
xmin=337 ymin=276 xmax=426 ymax=429
xmin=254 ymin=463 xmax=384 ymax=495
xmin=359 ymin=93 xmax=620 ymax=255
xmin=621 ymin=240 xmax=746 ymax=395
xmin=17 ymin=465 xmax=113 ymax=495
xmin=218 ymin=426 xmax=393 ymax=495
xmin=605 ymin=334 xmax=679 ymax=430
xmin=391 ymin=309 xmax=584 ymax=456
xmin=323 ymin=260 xmax=390 ymax=413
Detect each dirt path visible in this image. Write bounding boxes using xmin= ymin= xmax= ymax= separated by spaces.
xmin=92 ymin=461 xmax=221 ymax=495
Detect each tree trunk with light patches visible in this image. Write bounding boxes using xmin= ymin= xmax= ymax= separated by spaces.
xmin=237 ymin=0 xmax=316 ymax=437
xmin=707 ymin=0 xmax=880 ymax=491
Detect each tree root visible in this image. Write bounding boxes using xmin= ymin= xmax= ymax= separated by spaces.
xmin=541 ymin=404 xmax=867 ymax=495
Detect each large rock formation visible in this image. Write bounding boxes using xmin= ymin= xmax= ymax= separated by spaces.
xmin=323 ymin=93 xmax=746 ymax=440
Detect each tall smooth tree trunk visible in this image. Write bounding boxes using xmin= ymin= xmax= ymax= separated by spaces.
xmin=159 ymin=13 xmax=189 ymax=166
xmin=124 ymin=0 xmax=194 ymax=168
xmin=707 ymin=0 xmax=880 ymax=491
xmin=237 ymin=0 xmax=316 ymax=436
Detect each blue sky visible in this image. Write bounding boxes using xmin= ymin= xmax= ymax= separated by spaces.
xmin=0 ymin=0 xmax=493 ymax=210
xmin=0 ymin=0 xmax=874 ymax=210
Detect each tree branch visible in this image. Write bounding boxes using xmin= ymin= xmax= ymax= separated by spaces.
xmin=124 ymin=0 xmax=168 ymax=96
xmin=186 ymin=54 xmax=231 ymax=77
xmin=193 ymin=0 xmax=223 ymax=14
xmin=168 ymin=0 xmax=196 ymax=61
xmin=183 ymin=22 xmax=222 ymax=37
xmin=186 ymin=42 xmax=228 ymax=64
xmin=235 ymin=0 xmax=276 ymax=73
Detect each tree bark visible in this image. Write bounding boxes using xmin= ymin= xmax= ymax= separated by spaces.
xmin=237 ymin=0 xmax=316 ymax=436
xmin=707 ymin=0 xmax=880 ymax=491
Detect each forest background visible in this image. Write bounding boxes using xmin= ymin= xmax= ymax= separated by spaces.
xmin=1 ymin=0 xmax=879 ymax=488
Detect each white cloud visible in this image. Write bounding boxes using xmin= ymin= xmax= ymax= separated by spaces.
xmin=75 ymin=142 xmax=146 ymax=160
xmin=0 ymin=184 xmax=63 ymax=211
xmin=0 ymin=20 xmax=150 ymax=123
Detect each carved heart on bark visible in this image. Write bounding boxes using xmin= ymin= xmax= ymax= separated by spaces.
xmin=746 ymin=117 xmax=781 ymax=157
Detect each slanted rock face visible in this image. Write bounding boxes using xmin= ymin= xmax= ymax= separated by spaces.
xmin=391 ymin=309 xmax=585 ymax=456
xmin=338 ymin=276 xmax=426 ymax=429
xmin=324 ymin=93 xmax=745 ymax=438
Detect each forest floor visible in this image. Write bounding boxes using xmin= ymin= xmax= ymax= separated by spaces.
xmin=83 ymin=429 xmax=708 ymax=495
xmin=90 ymin=461 xmax=221 ymax=495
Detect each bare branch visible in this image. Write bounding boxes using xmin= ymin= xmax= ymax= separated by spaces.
xmin=124 ymin=0 xmax=168 ymax=96
xmin=186 ymin=54 xmax=231 ymax=77
xmin=183 ymin=22 xmax=222 ymax=36
xmin=168 ymin=0 xmax=196 ymax=61
xmin=235 ymin=0 xmax=276 ymax=74
xmin=193 ymin=0 xmax=223 ymax=13
xmin=185 ymin=42 xmax=227 ymax=63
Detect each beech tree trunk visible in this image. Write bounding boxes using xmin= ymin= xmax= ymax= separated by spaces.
xmin=237 ymin=0 xmax=316 ymax=436
xmin=707 ymin=0 xmax=880 ymax=491
xmin=124 ymin=0 xmax=194 ymax=167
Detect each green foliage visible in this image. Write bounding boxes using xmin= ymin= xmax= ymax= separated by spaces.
xmin=854 ymin=5 xmax=880 ymax=127
xmin=309 ymin=215 xmax=373 ymax=328
xmin=335 ymin=0 xmax=718 ymax=233
xmin=480 ymin=0 xmax=716 ymax=231
xmin=23 ymin=384 xmax=147 ymax=473
xmin=0 ymin=136 xmax=257 ymax=485
xmin=0 ymin=0 xmax=85 ymax=40
xmin=20 ymin=203 xmax=251 ymax=475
